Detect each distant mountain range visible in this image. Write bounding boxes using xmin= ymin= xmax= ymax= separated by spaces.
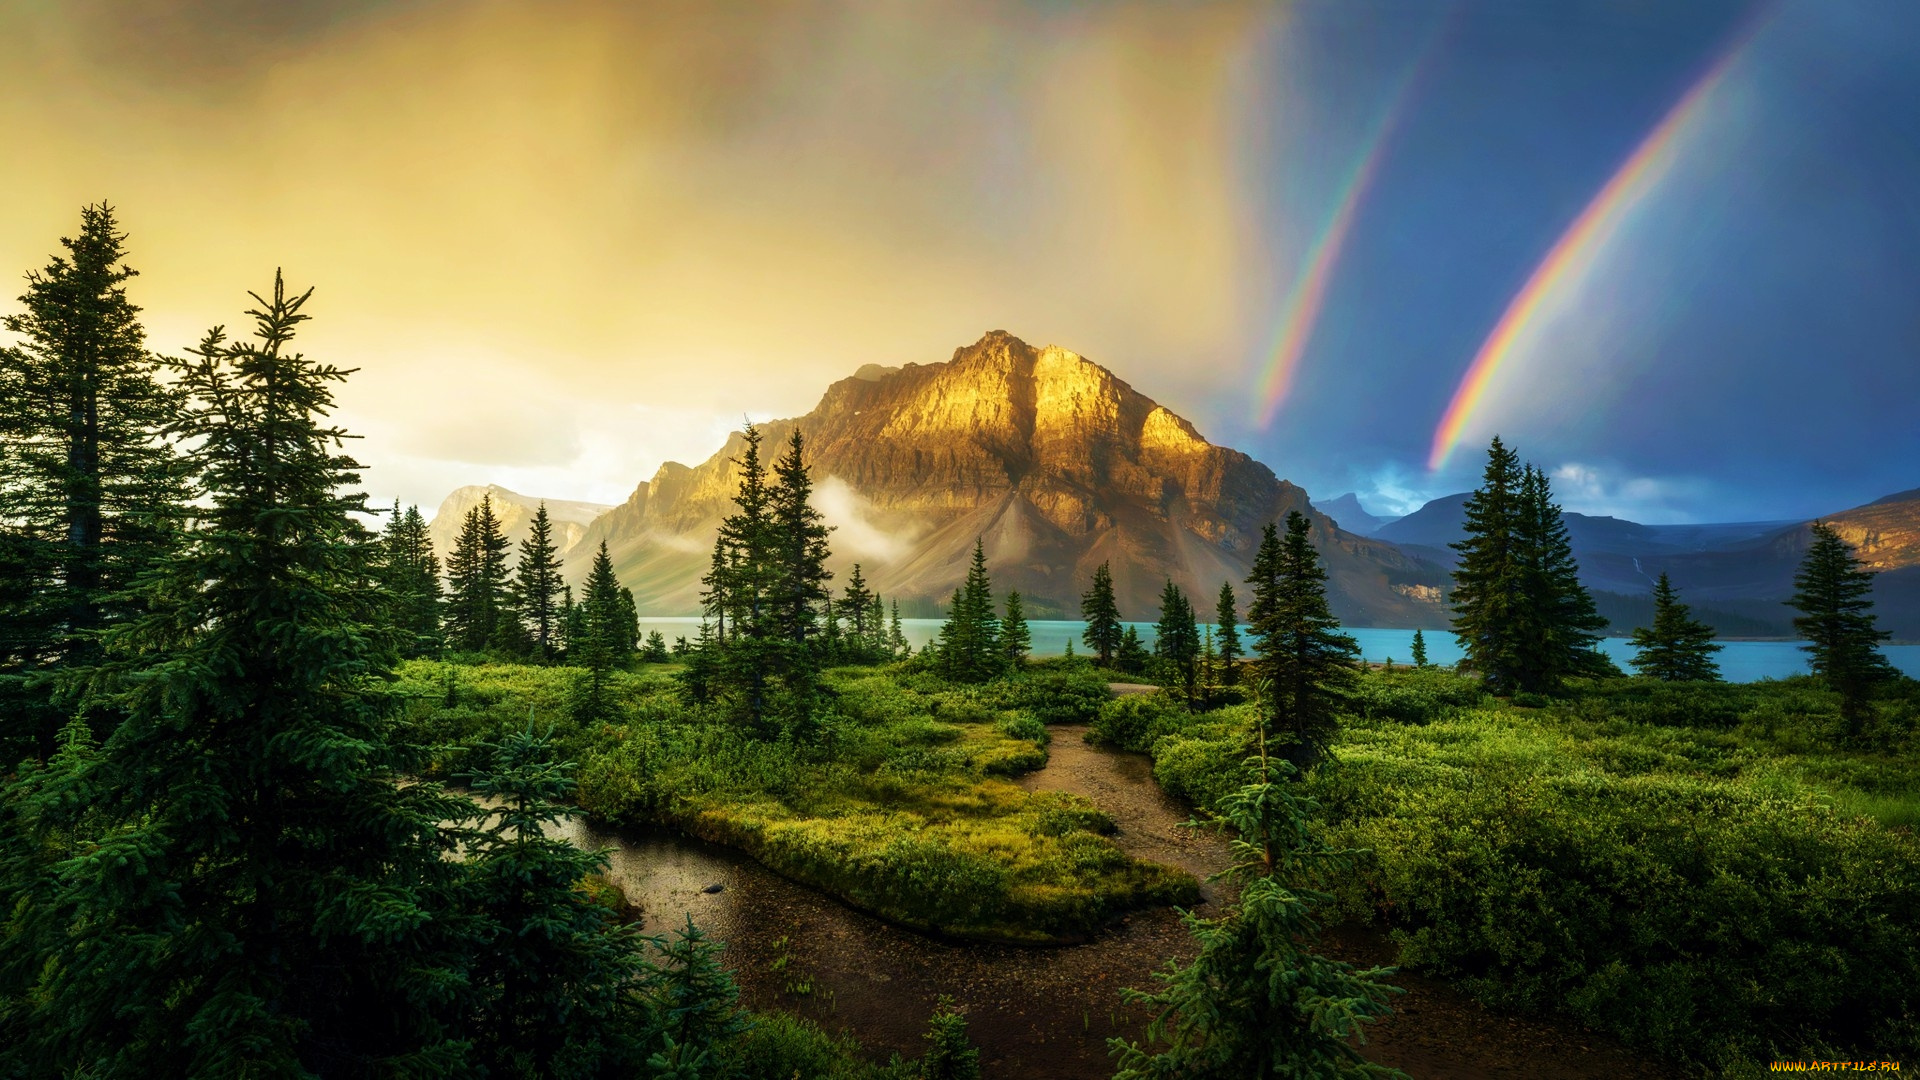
xmin=424 ymin=334 xmax=1920 ymax=638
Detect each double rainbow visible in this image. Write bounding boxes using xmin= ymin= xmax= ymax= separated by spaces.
xmin=1426 ymin=12 xmax=1773 ymax=471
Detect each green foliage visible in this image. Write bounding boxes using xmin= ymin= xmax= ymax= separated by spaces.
xmin=515 ymin=503 xmax=567 ymax=660
xmin=381 ymin=502 xmax=444 ymax=658
xmin=638 ymin=917 xmax=749 ymax=1078
xmin=1152 ymin=579 xmax=1200 ymax=708
xmin=1110 ymin=741 xmax=1405 ymax=1080
xmin=721 ymin=1011 xmax=915 ymax=1080
xmin=1081 ymin=560 xmax=1122 ymax=665
xmin=1214 ymin=581 xmax=1242 ymax=684
xmin=933 ymin=539 xmax=1004 ymax=682
xmin=1001 ymin=589 xmax=1031 ymax=665
xmin=1115 ymin=624 xmax=1151 ymax=676
xmin=0 ymin=203 xmax=187 ymax=761
xmin=448 ymin=493 xmax=514 ymax=653
xmin=918 ymin=996 xmax=981 ymax=1080
xmin=1246 ymin=511 xmax=1359 ymax=770
xmin=1002 ymin=665 xmax=1111 ymax=724
xmin=1089 ymin=692 xmax=1182 ymax=751
xmin=464 ymin=725 xmax=649 ymax=1077
xmin=1450 ymin=438 xmax=1610 ymax=693
xmin=1790 ymin=521 xmax=1895 ymax=733
xmin=0 ymin=274 xmax=476 ymax=1076
xmin=1628 ymin=573 xmax=1722 ymax=682
xmin=1409 ymin=628 xmax=1428 ymax=669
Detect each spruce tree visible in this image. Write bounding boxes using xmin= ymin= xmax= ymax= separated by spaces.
xmin=934 ymin=539 xmax=1002 ymax=682
xmin=710 ymin=424 xmax=777 ymax=730
xmin=1002 ymin=589 xmax=1032 ymax=666
xmin=1081 ymin=561 xmax=1122 ymax=666
xmin=866 ymin=593 xmax=888 ymax=656
xmin=1409 ymin=628 xmax=1428 ymax=669
xmin=1629 ymin=573 xmax=1721 ymax=682
xmin=769 ymin=427 xmax=833 ymax=656
xmin=1153 ymin=579 xmax=1201 ymax=709
xmin=1518 ymin=465 xmax=1610 ymax=686
xmin=515 ymin=503 xmax=566 ymax=660
xmin=1116 ymin=624 xmax=1151 ymax=677
xmin=446 ymin=494 xmax=511 ymax=653
xmin=3 ymin=274 xmax=475 ymax=1075
xmin=0 ymin=204 xmax=187 ymax=760
xmin=842 ymin=562 xmax=875 ymax=644
xmin=1109 ymin=731 xmax=1404 ymax=1079
xmin=919 ymin=997 xmax=982 ymax=1080
xmin=1449 ymin=437 xmax=1525 ymax=692
xmin=574 ymin=542 xmax=628 ymax=723
xmin=464 ymin=725 xmax=648 ymax=1076
xmin=888 ymin=598 xmax=908 ymax=657
xmin=379 ymin=502 xmax=443 ymax=659
xmin=1789 ymin=522 xmax=1894 ymax=733
xmin=1215 ymin=581 xmax=1242 ymax=686
xmin=1247 ymin=512 xmax=1358 ymax=771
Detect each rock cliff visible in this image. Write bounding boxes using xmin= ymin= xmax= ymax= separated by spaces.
xmin=564 ymin=331 xmax=1447 ymax=624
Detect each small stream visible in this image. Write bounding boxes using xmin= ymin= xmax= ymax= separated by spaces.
xmin=553 ymin=725 xmax=1223 ymax=1078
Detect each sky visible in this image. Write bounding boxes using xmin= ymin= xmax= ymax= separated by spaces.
xmin=2 ymin=0 xmax=1915 ymax=525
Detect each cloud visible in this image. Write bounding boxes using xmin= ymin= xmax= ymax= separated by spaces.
xmin=814 ymin=475 xmax=927 ymax=566
xmin=1549 ymin=462 xmax=1709 ymax=524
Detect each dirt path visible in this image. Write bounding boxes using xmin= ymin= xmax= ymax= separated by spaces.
xmin=1018 ymin=724 xmax=1681 ymax=1080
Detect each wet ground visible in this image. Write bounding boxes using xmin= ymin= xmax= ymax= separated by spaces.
xmin=561 ymin=720 xmax=1681 ymax=1079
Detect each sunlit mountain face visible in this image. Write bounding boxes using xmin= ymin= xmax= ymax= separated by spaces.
xmin=3 ymin=0 xmax=1914 ymax=526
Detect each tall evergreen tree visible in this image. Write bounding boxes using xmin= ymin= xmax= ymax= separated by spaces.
xmin=888 ymin=598 xmax=908 ymax=657
xmin=842 ymin=562 xmax=875 ymax=642
xmin=446 ymin=494 xmax=511 ymax=653
xmin=464 ymin=725 xmax=648 ymax=1076
xmin=1449 ymin=437 xmax=1525 ymax=692
xmin=1080 ymin=561 xmax=1122 ymax=666
xmin=934 ymin=539 xmax=1002 ymax=682
xmin=1215 ymin=581 xmax=1242 ymax=686
xmin=1517 ymin=465 xmax=1610 ymax=685
xmin=1 ymin=274 xmax=475 ymax=1075
xmin=1153 ymin=579 xmax=1201 ymax=709
xmin=1115 ymin=624 xmax=1151 ymax=677
xmin=1409 ymin=628 xmax=1428 ymax=669
xmin=1002 ymin=589 xmax=1032 ymax=666
xmin=1109 ymin=731 xmax=1404 ymax=1079
xmin=709 ymin=424 xmax=777 ymax=729
xmin=573 ymin=542 xmax=628 ymax=724
xmin=1246 ymin=512 xmax=1358 ymax=771
xmin=514 ymin=503 xmax=566 ymax=660
xmin=379 ymin=502 xmax=443 ymax=659
xmin=769 ymin=428 xmax=833 ymax=657
xmin=1789 ymin=522 xmax=1894 ymax=733
xmin=0 ymin=204 xmax=186 ymax=760
xmin=1629 ymin=573 xmax=1722 ymax=682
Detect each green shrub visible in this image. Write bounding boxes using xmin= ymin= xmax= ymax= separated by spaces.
xmin=1004 ymin=668 xmax=1112 ymax=724
xmin=1089 ymin=693 xmax=1177 ymax=751
xmin=723 ymin=1011 xmax=913 ymax=1080
xmin=993 ymin=711 xmax=1048 ymax=745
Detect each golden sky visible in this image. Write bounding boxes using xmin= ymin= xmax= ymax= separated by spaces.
xmin=1 ymin=0 xmax=1281 ymax=511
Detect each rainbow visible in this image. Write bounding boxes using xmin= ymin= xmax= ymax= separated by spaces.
xmin=1427 ymin=13 xmax=1772 ymax=471
xmin=1253 ymin=30 xmax=1442 ymax=427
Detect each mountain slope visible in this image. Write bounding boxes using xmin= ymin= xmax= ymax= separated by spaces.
xmin=568 ymin=331 xmax=1448 ymax=624
xmin=426 ymin=485 xmax=611 ymax=563
xmin=1314 ymin=492 xmax=1398 ymax=536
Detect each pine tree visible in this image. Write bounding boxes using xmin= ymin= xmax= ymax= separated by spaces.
xmin=888 ymin=598 xmax=908 ymax=657
xmin=1002 ymin=589 xmax=1032 ymax=666
xmin=935 ymin=539 xmax=1002 ymax=682
xmin=842 ymin=562 xmax=875 ymax=643
xmin=1789 ymin=522 xmax=1894 ymax=734
xmin=866 ymin=593 xmax=888 ymax=656
xmin=643 ymin=630 xmax=670 ymax=663
xmin=638 ymin=918 xmax=748 ymax=1076
xmin=919 ymin=996 xmax=982 ymax=1080
xmin=379 ymin=503 xmax=443 ymax=659
xmin=1081 ymin=561 xmax=1123 ymax=667
xmin=1629 ymin=574 xmax=1721 ymax=682
xmin=1109 ymin=731 xmax=1404 ymax=1080
xmin=2 ymin=274 xmax=475 ymax=1075
xmin=0 ymin=204 xmax=187 ymax=760
xmin=769 ymin=427 xmax=833 ymax=657
xmin=1247 ymin=512 xmax=1358 ymax=771
xmin=1409 ymin=628 xmax=1428 ymax=669
xmin=446 ymin=494 xmax=512 ymax=653
xmin=1153 ymin=579 xmax=1201 ymax=709
xmin=1449 ymin=437 xmax=1525 ymax=692
xmin=464 ymin=725 xmax=648 ymax=1076
xmin=1215 ymin=581 xmax=1242 ymax=686
xmin=710 ymin=424 xmax=777 ymax=730
xmin=1517 ymin=465 xmax=1610 ymax=686
xmin=1116 ymin=624 xmax=1151 ymax=677
xmin=574 ymin=542 xmax=628 ymax=723
xmin=515 ymin=503 xmax=566 ymax=660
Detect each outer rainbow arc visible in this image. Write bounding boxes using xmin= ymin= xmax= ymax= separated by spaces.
xmin=1253 ymin=18 xmax=1450 ymax=428
xmin=1426 ymin=13 xmax=1771 ymax=472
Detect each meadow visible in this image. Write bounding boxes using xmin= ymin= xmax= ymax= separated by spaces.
xmin=400 ymin=655 xmax=1920 ymax=1075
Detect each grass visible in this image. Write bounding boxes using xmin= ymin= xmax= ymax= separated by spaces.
xmin=1093 ymin=669 xmax=1920 ymax=1074
xmin=395 ymin=659 xmax=1196 ymax=944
